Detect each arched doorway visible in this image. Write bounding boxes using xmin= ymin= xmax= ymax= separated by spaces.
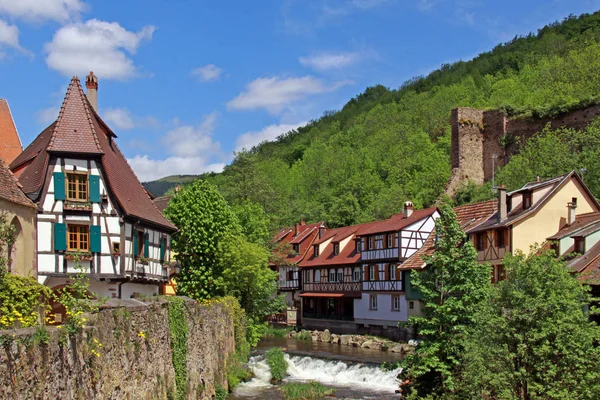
xmin=9 ymin=216 xmax=23 ymax=274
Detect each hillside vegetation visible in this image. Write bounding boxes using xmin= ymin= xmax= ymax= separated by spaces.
xmin=151 ymin=12 xmax=600 ymax=229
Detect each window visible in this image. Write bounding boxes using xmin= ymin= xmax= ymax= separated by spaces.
xmin=329 ymin=269 xmax=336 ymax=282
xmin=496 ymin=228 xmax=506 ymax=248
xmin=137 ymin=230 xmax=145 ymax=257
xmin=523 ymin=191 xmax=532 ymax=209
xmin=313 ymin=245 xmax=319 ymax=257
xmin=68 ymin=225 xmax=89 ymax=251
xmin=368 ymin=237 xmax=373 ymax=250
xmin=392 ymin=295 xmax=400 ymax=311
xmin=497 ymin=265 xmax=506 ymax=281
xmin=333 ymin=243 xmax=339 ymax=255
xmin=112 ymin=242 xmax=120 ymax=254
xmin=314 ymin=270 xmax=321 ymax=283
xmin=356 ymin=240 xmax=362 ymax=253
xmin=476 ymin=233 xmax=485 ymax=251
xmin=369 ymin=265 xmax=375 ymax=281
xmin=337 ymin=268 xmax=343 ymax=282
xmin=304 ymin=270 xmax=310 ymax=283
xmin=387 ymin=234 xmax=394 ymax=248
xmin=370 ymin=294 xmax=378 ymax=310
xmin=390 ymin=264 xmax=397 ymax=280
xmin=292 ymin=244 xmax=299 ymax=253
xmin=353 ymin=267 xmax=361 ymax=282
xmin=575 ymin=238 xmax=585 ymax=254
xmin=409 ymin=301 xmax=414 ymax=310
xmin=375 ymin=236 xmax=383 ymax=250
xmin=66 ymin=172 xmax=88 ymax=201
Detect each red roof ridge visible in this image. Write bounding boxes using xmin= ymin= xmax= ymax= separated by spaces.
xmin=47 ymin=76 xmax=103 ymax=154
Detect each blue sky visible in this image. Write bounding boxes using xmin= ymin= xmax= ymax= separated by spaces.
xmin=1 ymin=0 xmax=599 ymax=181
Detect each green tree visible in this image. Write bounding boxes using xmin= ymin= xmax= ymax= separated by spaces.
xmin=231 ymin=200 xmax=271 ymax=246
xmin=458 ymin=250 xmax=600 ymax=399
xmin=402 ymin=202 xmax=491 ymax=397
xmin=165 ymin=180 xmax=241 ymax=299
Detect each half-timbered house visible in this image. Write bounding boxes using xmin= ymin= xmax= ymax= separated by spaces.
xmin=352 ymin=202 xmax=439 ymax=334
xmin=9 ymin=74 xmax=177 ymax=300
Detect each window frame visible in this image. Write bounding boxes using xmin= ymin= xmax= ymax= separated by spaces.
xmin=67 ymin=223 xmax=90 ymax=252
xmin=66 ymin=171 xmax=89 ymax=202
xmin=369 ymin=265 xmax=375 ymax=281
xmin=353 ymin=267 xmax=361 ymax=282
xmin=313 ymin=245 xmax=319 ymax=257
xmin=390 ymin=264 xmax=397 ymax=280
xmin=136 ymin=230 xmax=145 ymax=258
xmin=369 ymin=294 xmax=378 ymax=310
xmin=356 ymin=240 xmax=362 ymax=253
xmin=387 ymin=234 xmax=394 ymax=248
xmin=496 ymin=228 xmax=505 ymax=248
xmin=476 ymin=233 xmax=485 ymax=251
xmin=304 ymin=270 xmax=310 ymax=284
xmin=329 ymin=269 xmax=336 ymax=282
xmin=333 ymin=243 xmax=339 ymax=256
xmin=336 ymin=268 xmax=344 ymax=282
xmin=314 ymin=269 xmax=321 ymax=283
xmin=392 ymin=295 xmax=400 ymax=311
xmin=575 ymin=237 xmax=585 ymax=254
xmin=523 ymin=191 xmax=532 ymax=209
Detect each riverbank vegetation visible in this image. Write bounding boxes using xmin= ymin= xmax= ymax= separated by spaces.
xmin=266 ymin=347 xmax=288 ymax=384
xmin=394 ymin=203 xmax=600 ymax=399
xmin=280 ymin=382 xmax=335 ymax=400
xmin=263 ymin=326 xmax=293 ymax=338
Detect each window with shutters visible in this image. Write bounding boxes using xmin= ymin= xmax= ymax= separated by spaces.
xmin=390 ymin=264 xmax=397 ymax=280
xmin=375 ymin=235 xmax=383 ymax=250
xmin=369 ymin=265 xmax=375 ymax=281
xmin=68 ymin=225 xmax=89 ymax=251
xmin=66 ymin=172 xmax=88 ymax=202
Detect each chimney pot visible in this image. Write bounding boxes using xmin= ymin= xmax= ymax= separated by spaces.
xmin=85 ymin=71 xmax=99 ymax=112
xmin=568 ymin=198 xmax=578 ymax=225
xmin=404 ymin=201 xmax=414 ymax=218
xmin=498 ymin=186 xmax=507 ymax=221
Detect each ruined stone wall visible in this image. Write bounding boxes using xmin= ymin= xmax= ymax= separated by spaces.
xmin=446 ymin=103 xmax=600 ymax=196
xmin=0 ymin=298 xmax=236 ymax=400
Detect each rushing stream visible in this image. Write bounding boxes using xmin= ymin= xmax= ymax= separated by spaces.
xmin=230 ymin=337 xmax=403 ymax=399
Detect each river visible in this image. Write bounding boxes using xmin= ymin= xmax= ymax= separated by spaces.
xmin=229 ymin=337 xmax=404 ymax=399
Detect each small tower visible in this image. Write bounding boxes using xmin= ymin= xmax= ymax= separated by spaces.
xmin=85 ymin=71 xmax=98 ymax=112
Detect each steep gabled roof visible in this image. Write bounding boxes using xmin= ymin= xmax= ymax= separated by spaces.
xmin=0 ymin=158 xmax=36 ymax=209
xmin=547 ymin=212 xmax=600 ymax=240
xmin=0 ymin=99 xmax=22 ymax=165
xmin=11 ymin=76 xmax=176 ymax=232
xmin=400 ymin=200 xmax=498 ymax=270
xmin=356 ymin=207 xmax=438 ymax=236
xmin=300 ymin=223 xmax=368 ymax=268
xmin=270 ymin=221 xmax=323 ymax=266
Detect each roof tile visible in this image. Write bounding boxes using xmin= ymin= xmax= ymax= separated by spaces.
xmin=0 ymin=99 xmax=22 ymax=165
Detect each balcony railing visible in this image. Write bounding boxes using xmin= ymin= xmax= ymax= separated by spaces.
xmin=302 ymin=281 xmax=360 ymax=293
xmin=362 ymin=280 xmax=403 ymax=291
xmin=278 ymin=279 xmax=300 ymax=290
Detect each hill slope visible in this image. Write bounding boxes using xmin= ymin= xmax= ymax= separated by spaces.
xmin=148 ymin=11 xmax=600 ymax=227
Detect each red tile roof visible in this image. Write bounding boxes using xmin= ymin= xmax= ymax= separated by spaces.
xmin=270 ymin=222 xmax=323 ymax=266
xmin=400 ymin=200 xmax=498 ymax=270
xmin=568 ymin=240 xmax=600 ymax=284
xmin=356 ymin=207 xmax=439 ymax=236
xmin=0 ymin=99 xmax=22 ymax=165
xmin=152 ymin=196 xmax=172 ymax=214
xmin=10 ymin=76 xmax=176 ymax=232
xmin=300 ymin=223 xmax=368 ymax=268
xmin=547 ymin=212 xmax=600 ymax=240
xmin=0 ymin=157 xmax=36 ymax=209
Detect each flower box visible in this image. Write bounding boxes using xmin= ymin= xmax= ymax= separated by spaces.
xmin=64 ymin=201 xmax=92 ymax=211
xmin=65 ymin=252 xmax=93 ymax=261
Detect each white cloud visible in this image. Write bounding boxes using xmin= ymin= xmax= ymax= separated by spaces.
xmin=127 ymin=112 xmax=225 ymax=181
xmin=191 ymin=64 xmax=222 ymax=82
xmin=44 ymin=19 xmax=155 ymax=80
xmin=227 ymin=76 xmax=350 ymax=114
xmin=236 ymin=122 xmax=307 ymax=152
xmin=0 ymin=0 xmax=85 ymax=22
xmin=0 ymin=19 xmax=31 ymax=57
xmin=36 ymin=106 xmax=60 ymax=125
xmin=102 ymin=107 xmax=160 ymax=130
xmin=299 ymin=51 xmax=361 ymax=71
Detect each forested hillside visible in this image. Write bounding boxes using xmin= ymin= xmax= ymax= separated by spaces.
xmin=154 ymin=11 xmax=600 ymax=230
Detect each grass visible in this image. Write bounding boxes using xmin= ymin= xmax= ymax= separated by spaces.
xmin=280 ymin=382 xmax=335 ymax=400
xmin=266 ymin=347 xmax=288 ymax=383
xmin=295 ymin=330 xmax=313 ymax=341
xmin=263 ymin=325 xmax=293 ymax=338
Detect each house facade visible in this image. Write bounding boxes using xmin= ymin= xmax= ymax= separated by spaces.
xmin=9 ymin=74 xmax=177 ymax=300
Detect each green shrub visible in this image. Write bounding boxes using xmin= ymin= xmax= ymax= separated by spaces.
xmin=214 ymin=384 xmax=228 ymax=400
xmin=266 ymin=347 xmax=288 ymax=383
xmin=280 ymin=381 xmax=335 ymax=400
xmin=167 ymin=298 xmax=188 ymax=400
xmin=295 ymin=330 xmax=312 ymax=341
xmin=263 ymin=325 xmax=292 ymax=338
xmin=0 ymin=274 xmax=51 ymax=328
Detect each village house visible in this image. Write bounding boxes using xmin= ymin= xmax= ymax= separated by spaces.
xmin=270 ymin=220 xmax=323 ymax=323
xmin=8 ymin=73 xmax=177 ymax=301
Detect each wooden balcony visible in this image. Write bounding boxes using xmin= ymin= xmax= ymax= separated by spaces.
xmin=278 ymin=279 xmax=300 ymax=290
xmin=302 ymin=281 xmax=361 ymax=293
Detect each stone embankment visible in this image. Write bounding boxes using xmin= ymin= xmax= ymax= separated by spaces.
xmin=0 ymin=297 xmax=236 ymax=400
xmin=287 ymin=329 xmax=415 ymax=355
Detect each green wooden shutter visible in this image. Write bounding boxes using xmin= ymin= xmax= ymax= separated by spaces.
xmin=89 ymin=175 xmax=100 ymax=203
xmin=133 ymin=233 xmax=139 ymax=256
xmin=53 ymin=172 xmax=66 ymax=200
xmin=144 ymin=233 xmax=150 ymax=258
xmin=160 ymin=237 xmax=166 ymax=261
xmin=90 ymin=225 xmax=101 ymax=253
xmin=54 ymin=223 xmax=67 ymax=251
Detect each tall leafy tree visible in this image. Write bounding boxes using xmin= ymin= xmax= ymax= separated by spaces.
xmin=402 ymin=202 xmax=491 ymax=397
xmin=458 ymin=250 xmax=600 ymax=399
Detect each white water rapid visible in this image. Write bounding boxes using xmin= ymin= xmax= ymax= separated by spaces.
xmin=233 ymin=353 xmax=402 ymax=398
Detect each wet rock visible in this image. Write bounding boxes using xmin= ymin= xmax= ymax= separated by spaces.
xmin=390 ymin=345 xmax=405 ymax=354
xmin=320 ymin=329 xmax=331 ymax=342
xmin=331 ymin=334 xmax=340 ymax=344
xmin=361 ymin=339 xmax=375 ymax=349
xmin=340 ymin=335 xmax=351 ymax=346
xmin=287 ymin=331 xmax=296 ymax=339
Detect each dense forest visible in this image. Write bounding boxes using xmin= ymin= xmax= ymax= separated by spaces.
xmin=146 ymin=11 xmax=600 ymax=230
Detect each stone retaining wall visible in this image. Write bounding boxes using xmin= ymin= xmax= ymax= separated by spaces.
xmin=0 ymin=297 xmax=236 ymax=399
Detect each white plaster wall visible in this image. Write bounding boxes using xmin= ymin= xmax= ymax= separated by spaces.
xmin=38 ymin=221 xmax=52 ymax=252
xmin=38 ymin=254 xmax=55 ymax=273
xmin=120 ymin=282 xmax=159 ymax=299
xmin=354 ymin=293 xmax=408 ymax=325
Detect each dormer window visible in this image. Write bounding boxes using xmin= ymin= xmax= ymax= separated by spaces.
xmin=313 ymin=245 xmax=319 ymax=257
xmin=575 ymin=237 xmax=585 ymax=254
xmin=523 ymin=191 xmax=532 ymax=210
xmin=292 ymin=244 xmax=299 ymax=254
xmin=356 ymin=240 xmax=362 ymax=253
xmin=333 ymin=243 xmax=339 ymax=256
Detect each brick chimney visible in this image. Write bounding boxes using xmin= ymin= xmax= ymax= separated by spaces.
xmin=498 ymin=185 xmax=507 ymax=221
xmin=85 ymin=71 xmax=98 ymax=112
xmin=568 ymin=197 xmax=578 ymax=225
xmin=404 ymin=201 xmax=414 ymax=218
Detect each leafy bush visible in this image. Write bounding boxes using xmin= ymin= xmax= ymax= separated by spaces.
xmin=0 ymin=274 xmax=51 ymax=328
xmin=280 ymin=382 xmax=335 ymax=400
xmin=295 ymin=330 xmax=312 ymax=341
xmin=263 ymin=326 xmax=292 ymax=338
xmin=266 ymin=347 xmax=288 ymax=383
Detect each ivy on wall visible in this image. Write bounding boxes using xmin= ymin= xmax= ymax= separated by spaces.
xmin=167 ymin=298 xmax=188 ymax=400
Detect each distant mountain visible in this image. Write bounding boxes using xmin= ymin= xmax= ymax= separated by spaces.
xmin=143 ymin=175 xmax=201 ymax=197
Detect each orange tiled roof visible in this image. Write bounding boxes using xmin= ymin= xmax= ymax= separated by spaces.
xmin=356 ymin=207 xmax=438 ymax=236
xmin=547 ymin=212 xmax=600 ymax=240
xmin=0 ymin=99 xmax=23 ymax=165
xmin=300 ymin=223 xmax=370 ymax=268
xmin=0 ymin=157 xmax=35 ymax=208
